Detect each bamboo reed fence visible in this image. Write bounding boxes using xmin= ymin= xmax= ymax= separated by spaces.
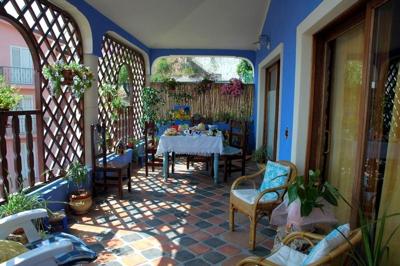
xmin=150 ymin=82 xmax=254 ymax=122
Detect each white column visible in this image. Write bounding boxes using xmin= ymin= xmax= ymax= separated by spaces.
xmin=83 ymin=54 xmax=99 ymax=167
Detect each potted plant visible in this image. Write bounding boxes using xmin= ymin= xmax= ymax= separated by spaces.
xmin=42 ymin=60 xmax=93 ymax=98
xmin=288 ymin=170 xmax=339 ymax=217
xmin=126 ymin=137 xmax=136 ymax=149
xmin=0 ymin=75 xmax=22 ymax=111
xmin=252 ymin=145 xmax=268 ymax=169
xmin=65 ymin=161 xmax=92 ymax=214
xmin=100 ymin=83 xmax=118 ymax=101
xmin=0 ymin=189 xmax=45 ymax=243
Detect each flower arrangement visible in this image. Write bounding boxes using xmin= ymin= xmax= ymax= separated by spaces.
xmin=42 ymin=60 xmax=93 ymax=98
xmin=220 ymin=78 xmax=243 ymax=97
xmin=0 ymin=75 xmax=22 ymax=110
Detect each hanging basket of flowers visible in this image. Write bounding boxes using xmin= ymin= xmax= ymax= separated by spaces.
xmin=220 ymin=78 xmax=243 ymax=97
xmin=42 ymin=60 xmax=94 ymax=99
xmin=197 ymin=77 xmax=214 ymax=94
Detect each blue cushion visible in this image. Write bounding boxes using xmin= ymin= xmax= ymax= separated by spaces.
xmin=302 ymin=224 xmax=350 ymax=265
xmin=26 ymin=232 xmax=97 ymax=266
xmin=222 ymin=145 xmax=241 ymax=155
xmin=259 ymin=161 xmax=290 ymax=201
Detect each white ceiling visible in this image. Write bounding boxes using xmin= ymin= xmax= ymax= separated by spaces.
xmin=85 ymin=0 xmax=269 ymax=50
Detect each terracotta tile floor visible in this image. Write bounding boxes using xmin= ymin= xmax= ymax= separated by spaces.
xmin=69 ymin=161 xmax=276 ymax=266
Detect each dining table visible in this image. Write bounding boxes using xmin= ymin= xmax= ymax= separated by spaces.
xmin=156 ymin=132 xmax=224 ymax=184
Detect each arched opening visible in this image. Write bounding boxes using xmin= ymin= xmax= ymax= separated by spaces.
xmin=98 ymin=34 xmax=146 ymax=143
xmin=0 ymin=18 xmax=40 ymax=193
xmin=0 ymin=0 xmax=85 ymax=192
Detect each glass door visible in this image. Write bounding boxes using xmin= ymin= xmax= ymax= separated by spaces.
xmin=263 ymin=60 xmax=280 ymax=160
xmin=363 ymin=1 xmax=400 ymax=264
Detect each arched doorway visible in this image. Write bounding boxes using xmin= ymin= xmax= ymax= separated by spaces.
xmin=0 ymin=0 xmax=85 ymax=183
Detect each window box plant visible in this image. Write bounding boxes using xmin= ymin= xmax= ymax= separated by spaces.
xmin=0 ymin=75 xmax=22 ymax=111
xmin=64 ymin=161 xmax=92 ymax=214
xmin=42 ymin=60 xmax=93 ymax=99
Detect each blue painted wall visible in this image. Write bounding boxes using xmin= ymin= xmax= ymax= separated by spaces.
xmin=254 ymin=0 xmax=322 ymax=160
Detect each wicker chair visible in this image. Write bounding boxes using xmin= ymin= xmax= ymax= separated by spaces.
xmin=237 ymin=229 xmax=362 ymax=266
xmin=229 ymin=161 xmax=297 ymax=250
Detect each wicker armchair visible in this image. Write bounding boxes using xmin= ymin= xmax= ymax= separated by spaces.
xmin=229 ymin=160 xmax=297 ymax=250
xmin=237 ymin=229 xmax=362 ymax=266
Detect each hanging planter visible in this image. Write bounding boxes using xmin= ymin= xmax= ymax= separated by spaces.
xmin=163 ymin=77 xmax=178 ymax=92
xmin=42 ymin=60 xmax=94 ymax=99
xmin=197 ymin=77 xmax=214 ymax=94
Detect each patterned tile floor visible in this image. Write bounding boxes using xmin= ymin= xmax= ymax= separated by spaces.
xmin=70 ymin=161 xmax=276 ymax=266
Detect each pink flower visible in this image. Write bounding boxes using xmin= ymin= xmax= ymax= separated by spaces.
xmin=220 ymin=78 xmax=243 ymax=97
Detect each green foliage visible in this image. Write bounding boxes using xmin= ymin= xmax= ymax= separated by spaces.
xmin=252 ymin=146 xmax=267 ymax=164
xmin=0 ymin=190 xmax=44 ymax=218
xmin=100 ymin=83 xmax=118 ymax=99
xmin=288 ymin=170 xmax=339 ymax=217
xmin=236 ymin=59 xmax=254 ymax=84
xmin=100 ymin=84 xmax=128 ymax=121
xmin=42 ymin=60 xmax=93 ymax=98
xmin=141 ymin=87 xmax=164 ymax=124
xmin=118 ymin=65 xmax=129 ymax=85
xmin=65 ymin=161 xmax=88 ymax=191
xmin=0 ymin=75 xmax=22 ymax=110
xmin=162 ymin=77 xmax=179 ymax=90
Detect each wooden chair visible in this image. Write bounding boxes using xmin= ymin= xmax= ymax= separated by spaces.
xmin=236 ymin=229 xmax=362 ymax=265
xmin=186 ymin=116 xmax=212 ymax=172
xmin=91 ymin=124 xmax=131 ymax=199
xmin=144 ymin=121 xmax=174 ymax=176
xmin=221 ymin=120 xmax=249 ymax=182
xmin=229 ymin=161 xmax=297 ymax=250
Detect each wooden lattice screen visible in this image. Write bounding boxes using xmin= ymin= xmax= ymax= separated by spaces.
xmin=1 ymin=0 xmax=84 ymax=179
xmin=98 ymin=34 xmax=145 ymax=141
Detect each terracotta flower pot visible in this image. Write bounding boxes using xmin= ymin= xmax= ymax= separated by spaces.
xmin=61 ymin=69 xmax=74 ymax=85
xmin=69 ymin=190 xmax=92 ymax=214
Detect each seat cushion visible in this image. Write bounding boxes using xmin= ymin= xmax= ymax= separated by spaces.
xmin=222 ymin=145 xmax=242 ymax=156
xmin=267 ymin=245 xmax=307 ymax=266
xmin=302 ymin=224 xmax=350 ymax=265
xmin=232 ymin=189 xmax=276 ymax=205
xmin=259 ymin=161 xmax=290 ymax=201
xmin=0 ymin=240 xmax=28 ymax=263
xmin=26 ymin=232 xmax=97 ymax=266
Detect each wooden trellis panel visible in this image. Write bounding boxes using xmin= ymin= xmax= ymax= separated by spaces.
xmin=1 ymin=0 xmax=84 ymax=179
xmin=98 ymin=34 xmax=145 ymax=141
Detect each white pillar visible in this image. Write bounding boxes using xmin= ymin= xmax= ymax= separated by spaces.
xmin=83 ymin=54 xmax=99 ymax=167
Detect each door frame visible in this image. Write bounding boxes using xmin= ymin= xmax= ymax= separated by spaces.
xmin=256 ymin=44 xmax=283 ymax=159
xmin=263 ymin=60 xmax=280 ymax=161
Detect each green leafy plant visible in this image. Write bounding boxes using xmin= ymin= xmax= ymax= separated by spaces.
xmin=64 ymin=160 xmax=88 ymax=191
xmin=237 ymin=59 xmax=254 ymax=83
xmin=0 ymin=190 xmax=45 ymax=218
xmin=141 ymin=87 xmax=164 ymax=125
xmin=42 ymin=60 xmax=93 ymax=98
xmin=288 ymin=170 xmax=339 ymax=217
xmin=0 ymin=75 xmax=22 ymax=110
xmin=252 ymin=145 xmax=268 ymax=164
xmin=99 ymin=83 xmax=118 ymax=100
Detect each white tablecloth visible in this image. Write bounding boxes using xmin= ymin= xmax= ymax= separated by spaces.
xmin=156 ymin=134 xmax=224 ymax=155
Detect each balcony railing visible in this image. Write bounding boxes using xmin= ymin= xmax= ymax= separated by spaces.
xmin=0 ymin=110 xmax=42 ymax=201
xmin=0 ymin=66 xmax=35 ymax=85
